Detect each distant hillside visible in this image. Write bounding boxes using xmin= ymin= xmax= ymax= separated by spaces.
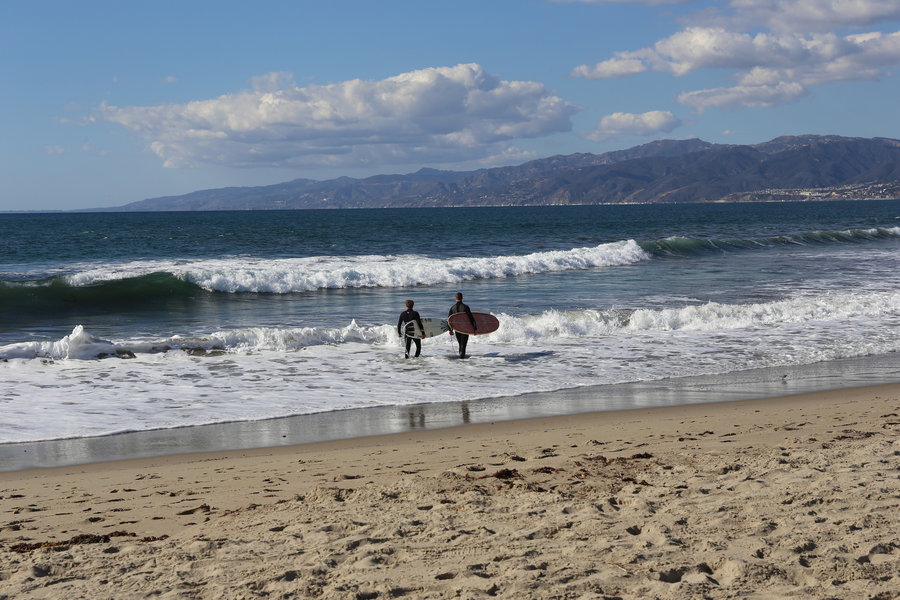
xmin=108 ymin=135 xmax=900 ymax=211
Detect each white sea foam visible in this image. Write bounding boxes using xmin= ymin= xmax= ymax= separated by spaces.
xmin=0 ymin=325 xmax=124 ymax=361
xmin=206 ymin=321 xmax=395 ymax=350
xmin=5 ymin=287 xmax=899 ymax=361
xmin=5 ymin=286 xmax=900 ymax=444
xmin=61 ymin=240 xmax=650 ymax=292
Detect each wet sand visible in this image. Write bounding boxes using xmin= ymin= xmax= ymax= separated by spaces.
xmin=5 ymin=352 xmax=900 ymax=472
xmin=1 ymin=383 xmax=898 ymax=599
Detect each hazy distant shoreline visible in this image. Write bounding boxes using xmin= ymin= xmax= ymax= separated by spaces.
xmin=36 ymin=134 xmax=896 ymax=213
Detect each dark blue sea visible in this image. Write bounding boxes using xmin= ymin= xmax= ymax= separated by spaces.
xmin=3 ymin=201 xmax=900 ymax=447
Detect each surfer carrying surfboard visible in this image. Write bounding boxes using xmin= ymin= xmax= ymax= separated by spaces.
xmin=448 ymin=292 xmax=477 ymax=359
xmin=397 ymin=299 xmax=426 ymax=358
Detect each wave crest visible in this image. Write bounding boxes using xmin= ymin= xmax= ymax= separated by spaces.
xmin=641 ymin=226 xmax=900 ymax=257
xmin=84 ymin=240 xmax=650 ymax=293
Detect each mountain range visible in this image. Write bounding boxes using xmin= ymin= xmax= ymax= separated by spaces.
xmin=111 ymin=135 xmax=900 ymax=211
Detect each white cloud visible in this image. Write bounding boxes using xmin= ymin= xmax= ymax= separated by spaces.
xmin=102 ymin=63 xmax=579 ymax=170
xmin=574 ymin=26 xmax=900 ymax=109
xmin=577 ymin=27 xmax=888 ymax=78
xmin=675 ymin=29 xmax=900 ymax=109
xmin=571 ymin=0 xmax=900 ymax=111
xmin=678 ymin=81 xmax=808 ymax=111
xmin=650 ymin=28 xmax=792 ymax=75
xmin=163 ymin=76 xmax=178 ymax=84
xmin=588 ymin=110 xmax=682 ymax=140
xmin=571 ymin=57 xmax=647 ymax=78
xmin=726 ymin=0 xmax=900 ymax=33
xmin=44 ymin=146 xmax=65 ymax=154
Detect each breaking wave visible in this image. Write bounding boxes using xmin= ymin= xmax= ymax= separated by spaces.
xmin=0 ymin=240 xmax=649 ymax=314
xmin=4 ymin=226 xmax=899 ymax=318
xmin=6 ymin=287 xmax=900 ymax=361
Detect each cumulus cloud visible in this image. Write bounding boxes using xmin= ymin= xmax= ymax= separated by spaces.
xmin=597 ymin=0 xmax=900 ymax=32
xmin=577 ymin=27 xmax=900 ymax=79
xmin=571 ymin=57 xmax=647 ymax=78
xmin=102 ymin=63 xmax=579 ymax=170
xmin=574 ymin=25 xmax=900 ymax=110
xmin=588 ymin=110 xmax=682 ymax=140
xmin=571 ymin=0 xmax=900 ymax=111
xmin=725 ymin=0 xmax=900 ymax=33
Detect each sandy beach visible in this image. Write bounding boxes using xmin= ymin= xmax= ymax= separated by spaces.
xmin=1 ymin=384 xmax=898 ymax=599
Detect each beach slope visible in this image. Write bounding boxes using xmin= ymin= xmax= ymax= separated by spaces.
xmin=1 ymin=385 xmax=898 ymax=599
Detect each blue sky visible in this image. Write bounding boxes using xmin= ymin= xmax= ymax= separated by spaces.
xmin=2 ymin=0 xmax=899 ymax=211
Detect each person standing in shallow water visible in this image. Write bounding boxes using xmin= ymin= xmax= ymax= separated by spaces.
xmin=397 ymin=299 xmax=426 ymax=358
xmin=448 ymin=292 xmax=477 ymax=359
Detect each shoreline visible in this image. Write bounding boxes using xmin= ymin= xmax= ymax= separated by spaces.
xmin=1 ymin=380 xmax=897 ymax=598
xmin=3 ymin=352 xmax=900 ymax=472
xmin=3 ymin=379 xmax=900 ymax=480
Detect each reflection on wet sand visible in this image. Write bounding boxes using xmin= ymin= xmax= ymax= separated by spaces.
xmin=3 ymin=353 xmax=900 ymax=472
xmin=408 ymin=402 xmax=470 ymax=429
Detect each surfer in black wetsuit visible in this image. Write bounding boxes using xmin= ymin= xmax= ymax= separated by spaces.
xmin=448 ymin=292 xmax=477 ymax=359
xmin=397 ymin=299 xmax=426 ymax=358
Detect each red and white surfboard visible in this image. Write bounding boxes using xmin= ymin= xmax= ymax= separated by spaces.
xmin=447 ymin=312 xmax=500 ymax=335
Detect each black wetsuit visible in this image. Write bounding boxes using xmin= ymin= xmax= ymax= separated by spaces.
xmin=448 ymin=301 xmax=477 ymax=358
xmin=397 ymin=308 xmax=425 ymax=357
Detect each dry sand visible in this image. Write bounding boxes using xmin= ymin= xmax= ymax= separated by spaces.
xmin=1 ymin=384 xmax=898 ymax=599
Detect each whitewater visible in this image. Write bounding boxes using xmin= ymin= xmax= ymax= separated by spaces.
xmin=3 ymin=202 xmax=900 ymax=445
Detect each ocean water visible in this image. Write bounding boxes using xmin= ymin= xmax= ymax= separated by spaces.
xmin=3 ymin=201 xmax=900 ymax=445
